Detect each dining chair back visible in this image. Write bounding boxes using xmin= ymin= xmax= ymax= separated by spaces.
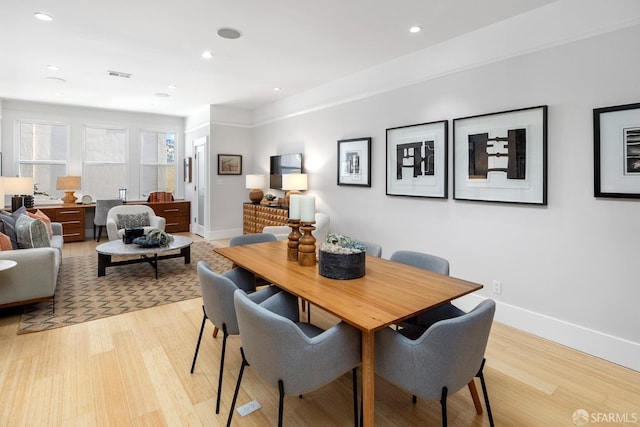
xmin=360 ymin=241 xmax=382 ymax=258
xmin=93 ymin=199 xmax=122 ymax=242
xmin=189 ymin=261 xmax=279 ymax=414
xmin=228 ymin=290 xmax=361 ymax=427
xmin=229 ymin=232 xmax=277 ymax=246
xmin=389 ymin=250 xmax=449 ymax=275
xmin=375 ymin=299 xmax=496 ymax=427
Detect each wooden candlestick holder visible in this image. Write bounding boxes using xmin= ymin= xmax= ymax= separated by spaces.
xmin=287 ymin=219 xmax=301 ymax=261
xmin=298 ymin=221 xmax=316 ymax=267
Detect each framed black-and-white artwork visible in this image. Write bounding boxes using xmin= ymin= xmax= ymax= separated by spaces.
xmin=217 ymin=154 xmax=242 ymax=175
xmin=337 ymin=137 xmax=371 ymax=187
xmin=594 ymin=102 xmax=640 ymax=198
xmin=386 ymin=120 xmax=448 ymax=198
xmin=453 ymin=105 xmax=547 ymax=205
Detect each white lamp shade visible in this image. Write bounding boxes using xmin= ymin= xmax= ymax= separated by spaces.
xmin=56 ymin=175 xmax=81 ymax=191
xmin=3 ymin=177 xmax=34 ymax=195
xmin=245 ymin=174 xmax=266 ymax=189
xmin=282 ymin=173 xmax=308 ymax=191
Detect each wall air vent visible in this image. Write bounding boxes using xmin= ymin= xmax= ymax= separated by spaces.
xmin=107 ymin=70 xmax=132 ymax=78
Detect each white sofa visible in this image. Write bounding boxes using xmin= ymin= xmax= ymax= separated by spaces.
xmin=0 ymin=222 xmax=64 ymax=308
xmin=106 ymin=205 xmax=166 ymax=241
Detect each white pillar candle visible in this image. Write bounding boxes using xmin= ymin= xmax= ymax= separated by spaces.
xmin=300 ymin=196 xmax=315 ymax=222
xmin=289 ymin=195 xmax=301 ymax=220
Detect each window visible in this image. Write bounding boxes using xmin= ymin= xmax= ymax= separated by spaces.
xmin=140 ymin=130 xmax=176 ymax=198
xmin=83 ymin=126 xmax=127 ymax=199
xmin=18 ymin=121 xmax=69 ymax=197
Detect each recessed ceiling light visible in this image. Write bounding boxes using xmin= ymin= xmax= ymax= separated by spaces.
xmin=167 ymin=84 xmax=177 ymax=89
xmin=45 ymin=77 xmax=66 ymax=83
xmin=409 ymin=26 xmax=422 ymax=33
xmin=201 ymin=50 xmax=213 ymax=59
xmin=34 ymin=12 xmax=53 ymax=21
xmin=217 ymin=27 xmax=242 ymax=40
xmin=273 ymin=87 xmax=281 ymax=92
xmin=154 ymin=93 xmax=170 ymax=98
xmin=47 ymin=65 xmax=59 ymax=71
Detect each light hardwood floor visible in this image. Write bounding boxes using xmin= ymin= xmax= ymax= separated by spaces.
xmin=0 ymin=235 xmax=638 ymax=426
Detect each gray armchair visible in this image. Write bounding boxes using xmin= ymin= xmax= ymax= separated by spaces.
xmin=375 ymin=299 xmax=496 ymax=427
xmin=105 ymin=204 xmax=165 ymax=241
xmin=189 ymin=261 xmax=280 ymax=414
xmin=229 ymin=290 xmax=361 ymax=427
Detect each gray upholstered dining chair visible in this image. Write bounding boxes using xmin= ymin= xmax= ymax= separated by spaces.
xmin=93 ymin=199 xmax=122 ymax=242
xmin=375 ymin=299 xmax=496 ymax=427
xmin=190 ymin=261 xmax=280 ymax=414
xmin=229 ymin=232 xmax=277 ymax=247
xmin=228 ymin=290 xmax=361 ymax=427
xmin=360 ymin=241 xmax=382 ymax=258
xmin=389 ymin=250 xmax=463 ymax=329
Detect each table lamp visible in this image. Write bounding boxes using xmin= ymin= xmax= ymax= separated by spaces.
xmin=282 ymin=173 xmax=308 ymax=206
xmin=56 ymin=176 xmax=81 ymax=205
xmin=245 ymin=174 xmax=266 ymax=204
xmin=4 ymin=177 xmax=34 ymax=211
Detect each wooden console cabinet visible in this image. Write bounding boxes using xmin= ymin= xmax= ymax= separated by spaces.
xmin=243 ymin=203 xmax=288 ymax=234
xmin=36 ymin=206 xmax=85 ymax=242
xmin=145 ymin=201 xmax=190 ymax=233
xmin=32 ymin=200 xmax=191 ymax=242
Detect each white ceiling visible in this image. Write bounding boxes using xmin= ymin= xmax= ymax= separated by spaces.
xmin=0 ymin=0 xmax=558 ymax=118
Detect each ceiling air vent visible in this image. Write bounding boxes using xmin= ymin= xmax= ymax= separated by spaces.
xmin=107 ymin=70 xmax=132 ymax=79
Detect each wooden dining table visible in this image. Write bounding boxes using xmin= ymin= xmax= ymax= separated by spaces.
xmin=214 ymin=240 xmax=483 ymax=427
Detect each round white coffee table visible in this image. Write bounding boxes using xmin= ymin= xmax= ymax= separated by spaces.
xmin=0 ymin=260 xmax=17 ymax=271
xmin=95 ymin=235 xmax=193 ymax=279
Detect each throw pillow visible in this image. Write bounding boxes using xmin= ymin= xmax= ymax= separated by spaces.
xmin=15 ymin=215 xmax=51 ymax=249
xmin=117 ymin=212 xmax=150 ymax=229
xmin=0 ymin=213 xmax=19 ymax=249
xmin=28 ymin=209 xmax=54 ymax=238
xmin=0 ymin=232 xmax=12 ymax=251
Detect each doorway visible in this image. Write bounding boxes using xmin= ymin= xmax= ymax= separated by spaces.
xmin=192 ymin=136 xmax=207 ymax=237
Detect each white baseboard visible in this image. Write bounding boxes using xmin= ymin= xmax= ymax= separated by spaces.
xmin=205 ymin=228 xmax=243 ymax=241
xmin=454 ymin=294 xmax=640 ymax=372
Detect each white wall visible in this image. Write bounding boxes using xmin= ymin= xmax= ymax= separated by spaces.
xmin=1 ymin=100 xmax=185 ymax=200
xmin=251 ymin=25 xmax=640 ymax=370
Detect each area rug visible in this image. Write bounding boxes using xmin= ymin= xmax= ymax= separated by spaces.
xmin=18 ymin=241 xmax=232 ymax=334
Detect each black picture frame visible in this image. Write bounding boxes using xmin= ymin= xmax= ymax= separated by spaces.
xmin=386 ymin=120 xmax=448 ymax=198
xmin=337 ymin=137 xmax=371 ymax=187
xmin=453 ymin=105 xmax=547 ymax=205
xmin=217 ymin=154 xmax=242 ymax=175
xmin=594 ymin=102 xmax=640 ymax=198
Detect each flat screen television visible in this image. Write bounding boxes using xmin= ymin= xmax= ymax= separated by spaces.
xmin=270 ymin=153 xmax=303 ymax=189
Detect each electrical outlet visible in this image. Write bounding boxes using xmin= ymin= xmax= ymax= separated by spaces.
xmin=492 ymin=280 xmax=502 ymax=295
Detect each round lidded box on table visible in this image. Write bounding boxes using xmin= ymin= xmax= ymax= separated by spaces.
xmin=318 ymin=251 xmax=366 ymax=280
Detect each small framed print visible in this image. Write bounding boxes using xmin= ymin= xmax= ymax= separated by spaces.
xmin=453 ymin=105 xmax=547 ymax=205
xmin=594 ymin=102 xmax=640 ymax=198
xmin=337 ymin=137 xmax=371 ymax=187
xmin=217 ymin=154 xmax=242 ymax=175
xmin=386 ymin=120 xmax=448 ymax=198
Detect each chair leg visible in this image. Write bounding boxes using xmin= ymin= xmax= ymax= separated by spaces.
xmin=96 ymin=225 xmax=103 ymax=242
xmin=278 ymin=379 xmax=285 ymax=427
xmin=468 ymin=380 xmax=483 ymax=414
xmin=477 ymin=359 xmax=495 ymax=427
xmin=226 ymin=348 xmax=248 ymax=427
xmin=440 ymin=387 xmax=448 ymax=427
xmin=213 ymin=326 xmax=219 ymax=338
xmin=190 ymin=308 xmax=207 ymax=373
xmin=352 ymin=368 xmax=358 ymax=427
xmin=216 ymin=324 xmax=229 ymax=414
xmin=412 ymin=395 xmax=417 ymax=404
